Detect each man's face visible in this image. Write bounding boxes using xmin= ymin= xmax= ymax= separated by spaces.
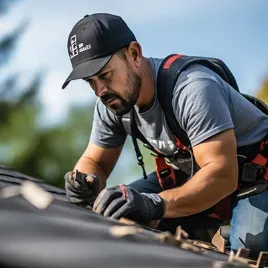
xmin=84 ymin=53 xmax=141 ymax=116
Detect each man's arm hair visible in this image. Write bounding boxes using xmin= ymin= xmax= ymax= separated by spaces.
xmin=74 ymin=141 xmax=124 ymax=193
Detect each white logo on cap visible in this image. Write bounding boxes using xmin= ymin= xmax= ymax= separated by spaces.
xmin=69 ymin=35 xmax=91 ymax=60
xmin=70 ymin=35 xmax=78 ymax=59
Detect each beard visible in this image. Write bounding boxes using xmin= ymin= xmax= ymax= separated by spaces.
xmin=100 ymin=65 xmax=141 ymax=116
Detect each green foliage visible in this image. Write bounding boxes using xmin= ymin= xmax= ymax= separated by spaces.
xmin=0 ymin=2 xmax=42 ymax=177
xmin=0 ymin=0 xmax=92 ymax=187
xmin=256 ymin=77 xmax=268 ymax=104
xmin=9 ymin=105 xmax=94 ymax=187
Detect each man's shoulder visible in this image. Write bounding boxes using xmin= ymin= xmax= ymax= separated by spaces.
xmin=166 ymin=63 xmax=224 ymax=107
xmin=150 ymin=56 xmax=225 ymax=107
xmin=149 ymin=56 xmax=222 ymax=88
xmin=94 ymin=99 xmax=122 ymax=123
xmin=176 ymin=63 xmax=220 ymax=89
xmin=95 ymin=98 xmax=107 ymax=115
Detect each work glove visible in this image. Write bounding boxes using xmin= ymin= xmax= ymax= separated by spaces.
xmin=65 ymin=170 xmax=99 ymax=204
xmin=93 ymin=184 xmax=166 ymax=223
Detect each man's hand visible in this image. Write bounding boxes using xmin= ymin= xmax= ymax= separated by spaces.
xmin=93 ymin=184 xmax=166 ymax=222
xmin=65 ymin=170 xmax=99 ymax=204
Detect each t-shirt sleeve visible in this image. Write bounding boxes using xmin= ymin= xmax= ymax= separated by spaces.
xmin=172 ymin=77 xmax=234 ymax=147
xmin=90 ymin=99 xmax=127 ymax=148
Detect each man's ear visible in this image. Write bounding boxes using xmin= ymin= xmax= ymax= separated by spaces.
xmin=127 ymin=41 xmax=142 ymax=67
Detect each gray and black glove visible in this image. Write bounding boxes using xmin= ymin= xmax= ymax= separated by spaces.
xmin=93 ymin=184 xmax=166 ymax=223
xmin=65 ymin=170 xmax=99 ymax=204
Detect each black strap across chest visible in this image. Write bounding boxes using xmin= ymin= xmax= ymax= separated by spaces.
xmin=130 ymin=54 xmax=268 ymax=178
xmin=156 ymin=54 xmax=239 ymax=147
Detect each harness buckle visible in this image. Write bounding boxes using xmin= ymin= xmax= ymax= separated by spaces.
xmin=172 ymin=149 xmax=190 ymax=160
xmin=159 ymin=168 xmax=171 ymax=179
xmin=241 ymin=163 xmax=265 ymax=183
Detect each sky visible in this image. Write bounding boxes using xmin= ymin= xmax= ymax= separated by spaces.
xmin=0 ymin=0 xmax=268 ymax=126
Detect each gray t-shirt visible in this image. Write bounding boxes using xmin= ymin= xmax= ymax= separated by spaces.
xmin=90 ymin=57 xmax=268 ymax=174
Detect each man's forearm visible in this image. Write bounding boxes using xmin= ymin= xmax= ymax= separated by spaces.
xmin=74 ymin=155 xmax=107 ymax=193
xmin=158 ymin=162 xmax=237 ymax=218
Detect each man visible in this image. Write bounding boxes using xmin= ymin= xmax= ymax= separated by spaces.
xmin=62 ymin=13 xmax=268 ymax=255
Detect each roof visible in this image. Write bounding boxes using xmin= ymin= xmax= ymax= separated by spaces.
xmin=0 ymin=165 xmax=248 ymax=268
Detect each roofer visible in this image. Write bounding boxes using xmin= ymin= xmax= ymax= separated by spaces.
xmin=62 ymin=13 xmax=268 ymax=255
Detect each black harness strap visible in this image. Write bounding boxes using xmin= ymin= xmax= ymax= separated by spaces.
xmin=130 ymin=54 xmax=268 ymax=186
xmin=130 ymin=109 xmax=148 ymax=179
xmin=130 ymin=54 xmax=241 ymax=178
xmin=157 ymin=54 xmax=240 ymax=148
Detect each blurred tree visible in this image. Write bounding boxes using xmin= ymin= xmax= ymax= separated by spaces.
xmin=256 ymin=77 xmax=268 ymax=104
xmin=0 ymin=0 xmax=149 ymax=188
xmin=0 ymin=0 xmax=93 ymax=187
xmin=11 ymin=104 xmax=95 ymax=187
xmin=0 ymin=0 xmax=41 ymax=170
xmin=0 ymin=0 xmax=39 ymax=126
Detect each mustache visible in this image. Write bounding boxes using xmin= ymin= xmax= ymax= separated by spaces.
xmin=101 ymin=92 xmax=120 ymax=103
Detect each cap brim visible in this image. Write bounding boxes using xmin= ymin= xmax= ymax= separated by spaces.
xmin=62 ymin=54 xmax=112 ymax=89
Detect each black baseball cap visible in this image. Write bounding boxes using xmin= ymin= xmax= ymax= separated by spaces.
xmin=62 ymin=13 xmax=136 ymax=89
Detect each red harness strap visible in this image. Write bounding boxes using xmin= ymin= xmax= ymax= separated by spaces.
xmin=155 ymin=137 xmax=268 ymax=223
xmin=209 ymin=138 xmax=268 ymax=222
xmin=251 ymin=140 xmax=268 ymax=180
xmin=208 ymin=196 xmax=232 ymax=223
xmin=155 ymin=136 xmax=232 ymax=221
xmin=174 ymin=136 xmax=189 ymax=151
xmin=155 ymin=157 xmax=177 ymax=189
xmin=155 ymin=137 xmax=189 ymax=190
xmin=163 ymin=54 xmax=184 ymax=69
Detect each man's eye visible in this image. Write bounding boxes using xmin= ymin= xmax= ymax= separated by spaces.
xmin=100 ymin=72 xmax=110 ymax=79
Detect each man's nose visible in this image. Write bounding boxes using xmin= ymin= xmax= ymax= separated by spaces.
xmin=94 ymin=80 xmax=108 ymax=97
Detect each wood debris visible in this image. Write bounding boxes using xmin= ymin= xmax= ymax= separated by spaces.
xmin=0 ymin=181 xmax=54 ymax=209
xmin=109 ymin=226 xmax=144 ymax=238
